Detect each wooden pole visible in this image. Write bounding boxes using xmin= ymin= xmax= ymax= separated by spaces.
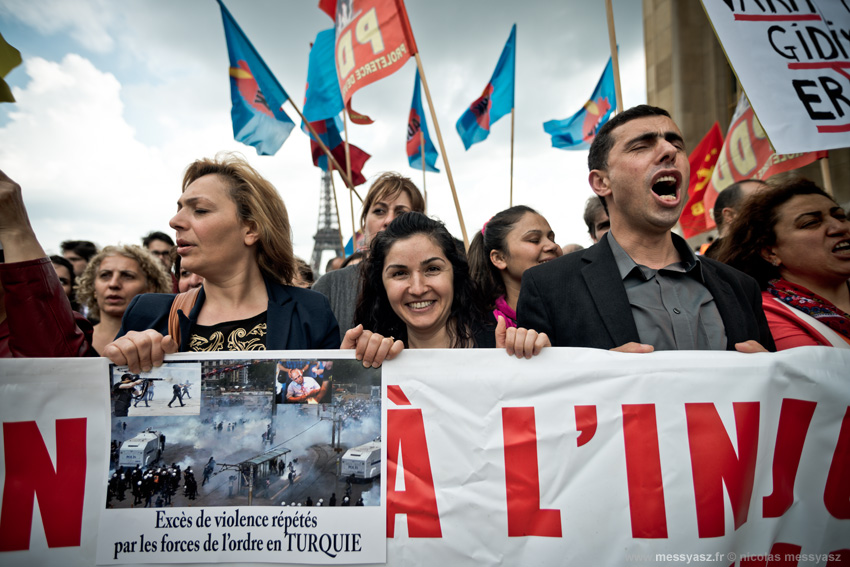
xmin=820 ymin=154 xmax=834 ymax=197
xmin=342 ymin=110 xmax=358 ymax=251
xmin=414 ymin=52 xmax=469 ymax=249
xmin=285 ymin=98 xmax=362 ymax=202
xmin=509 ymin=106 xmax=515 ymax=207
xmin=420 ymin=130 xmax=427 ymax=212
xmin=605 ymin=0 xmax=624 ymax=114
xmin=329 ymin=167 xmax=345 ymax=255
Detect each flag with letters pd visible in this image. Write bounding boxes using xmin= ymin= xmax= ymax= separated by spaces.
xmin=456 ymin=24 xmax=516 ymax=150
xmin=218 ymin=0 xmax=295 ymax=156
xmin=703 ymin=94 xmax=827 ymax=222
xmin=543 ymin=56 xmax=616 ymax=150
xmin=334 ymin=0 xmax=417 ymax=104
xmin=407 ymin=69 xmax=439 ymax=172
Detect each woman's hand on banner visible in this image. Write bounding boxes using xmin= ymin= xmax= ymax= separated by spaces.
xmin=103 ymin=330 xmax=179 ymax=373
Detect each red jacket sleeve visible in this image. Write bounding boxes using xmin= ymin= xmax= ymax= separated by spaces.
xmin=0 ymin=257 xmax=95 ymax=357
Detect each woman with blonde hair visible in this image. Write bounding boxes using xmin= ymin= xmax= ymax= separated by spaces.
xmin=77 ymin=245 xmax=171 ymax=354
xmin=104 ymin=154 xmax=341 ymax=373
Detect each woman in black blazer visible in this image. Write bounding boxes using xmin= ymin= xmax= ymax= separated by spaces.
xmin=104 ymin=153 xmax=340 ymax=373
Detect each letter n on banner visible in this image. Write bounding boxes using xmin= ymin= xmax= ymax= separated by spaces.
xmin=622 ymin=404 xmax=668 ymax=538
xmin=686 ymin=402 xmax=759 ymax=538
xmin=502 ymin=407 xmax=562 ymax=537
xmin=0 ymin=418 xmax=87 ymax=551
xmin=825 ymin=407 xmax=850 ymax=519
xmin=386 ymin=386 xmax=442 ymax=537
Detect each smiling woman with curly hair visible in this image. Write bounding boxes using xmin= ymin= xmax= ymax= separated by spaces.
xmin=76 ymin=245 xmax=171 ymax=354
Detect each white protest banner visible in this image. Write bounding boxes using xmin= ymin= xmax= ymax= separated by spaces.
xmin=701 ymin=0 xmax=850 ymax=153
xmin=1 ymin=347 xmax=849 ymax=566
xmin=0 ymin=357 xmax=111 ymax=567
xmin=384 ymin=347 xmax=849 ymax=566
xmin=1 ymin=352 xmax=386 ymax=566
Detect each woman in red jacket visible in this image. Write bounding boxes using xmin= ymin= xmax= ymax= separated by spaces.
xmin=716 ymin=178 xmax=850 ymax=350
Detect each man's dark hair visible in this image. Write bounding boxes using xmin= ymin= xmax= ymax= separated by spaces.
xmin=587 ymin=105 xmax=672 ymax=172
xmin=583 ymin=197 xmax=606 ymax=239
xmin=712 ymin=179 xmax=769 ymax=231
xmin=325 ymin=255 xmax=344 ymax=272
xmin=142 ymin=231 xmax=175 ymax=248
xmin=341 ymin=250 xmax=364 ymax=268
xmin=60 ymin=240 xmax=98 ymax=261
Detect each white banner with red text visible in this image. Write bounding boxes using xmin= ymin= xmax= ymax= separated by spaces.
xmin=701 ymin=0 xmax=850 ymax=153
xmin=1 ymin=347 xmax=849 ymax=566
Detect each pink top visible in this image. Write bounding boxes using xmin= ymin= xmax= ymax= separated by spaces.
xmin=493 ymin=295 xmax=517 ymax=328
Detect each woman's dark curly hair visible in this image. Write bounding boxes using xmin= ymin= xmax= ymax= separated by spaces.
xmin=714 ymin=177 xmax=834 ymax=289
xmin=354 ymin=212 xmax=489 ymax=348
xmin=468 ymin=205 xmax=538 ymax=308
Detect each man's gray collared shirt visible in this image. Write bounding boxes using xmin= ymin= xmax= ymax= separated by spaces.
xmin=606 ymin=232 xmax=727 ymax=351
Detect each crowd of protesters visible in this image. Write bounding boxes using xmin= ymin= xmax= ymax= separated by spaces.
xmin=0 ymin=104 xmax=848 ymax=366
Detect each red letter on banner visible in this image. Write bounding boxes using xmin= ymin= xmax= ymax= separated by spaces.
xmin=502 ymin=407 xmax=562 ymax=537
xmin=0 ymin=418 xmax=87 ymax=551
xmin=622 ymin=404 xmax=668 ymax=538
xmin=824 ymin=407 xmax=850 ymax=519
xmin=763 ymin=398 xmax=817 ymax=518
xmin=686 ymin=402 xmax=759 ymax=537
xmin=386 ymin=408 xmax=442 ymax=537
xmin=574 ymin=405 xmax=597 ymax=447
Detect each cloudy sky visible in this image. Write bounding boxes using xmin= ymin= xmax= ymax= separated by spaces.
xmin=0 ymin=0 xmax=645 ymax=269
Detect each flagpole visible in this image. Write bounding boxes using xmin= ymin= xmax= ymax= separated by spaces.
xmin=414 ymin=53 xmax=469 ymax=249
xmin=820 ymin=154 xmax=834 ymax=197
xmin=285 ymin=98 xmax=362 ymax=202
xmin=342 ymin=110 xmax=358 ymax=251
xmin=329 ymin=166 xmax=346 ymax=256
xmin=509 ymin=107 xmax=515 ymax=207
xmin=420 ymin=131 xmax=428 ymax=212
xmin=605 ymin=0 xmax=624 ymax=113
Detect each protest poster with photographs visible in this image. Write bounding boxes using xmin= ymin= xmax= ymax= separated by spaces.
xmin=97 ymin=351 xmax=385 ymax=565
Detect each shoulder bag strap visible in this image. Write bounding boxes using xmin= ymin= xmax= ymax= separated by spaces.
xmin=167 ymin=286 xmax=201 ymax=347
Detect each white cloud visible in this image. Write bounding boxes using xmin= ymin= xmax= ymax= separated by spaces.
xmin=0 ymin=0 xmax=648 ymax=265
xmin=0 ymin=0 xmax=116 ymax=53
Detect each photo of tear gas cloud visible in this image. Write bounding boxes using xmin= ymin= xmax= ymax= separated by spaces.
xmin=106 ymin=356 xmax=381 ymax=509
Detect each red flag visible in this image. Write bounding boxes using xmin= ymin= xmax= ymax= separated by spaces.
xmin=334 ymin=0 xmax=417 ymax=104
xmin=680 ymin=122 xmax=723 ymax=239
xmin=346 ymin=99 xmax=374 ymax=125
xmin=703 ymin=95 xmax=826 ymax=227
xmin=318 ymin=0 xmax=335 ymax=19
xmin=306 ymin=117 xmax=371 ymax=186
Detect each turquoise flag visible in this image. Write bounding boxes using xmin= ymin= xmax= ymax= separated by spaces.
xmin=543 ymin=57 xmax=616 ymax=150
xmin=456 ymin=25 xmax=516 ymax=150
xmin=218 ymin=0 xmax=295 ymax=156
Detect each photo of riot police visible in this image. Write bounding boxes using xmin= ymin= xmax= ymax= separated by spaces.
xmin=106 ymin=357 xmax=381 ymax=509
xmin=109 ymin=362 xmax=201 ymax=418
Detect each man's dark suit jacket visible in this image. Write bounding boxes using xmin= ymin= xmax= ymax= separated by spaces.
xmin=517 ymin=236 xmax=776 ymax=351
xmin=118 ymin=274 xmax=341 ymax=351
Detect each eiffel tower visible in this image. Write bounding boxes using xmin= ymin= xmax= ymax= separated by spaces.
xmin=310 ymin=170 xmax=344 ymax=274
